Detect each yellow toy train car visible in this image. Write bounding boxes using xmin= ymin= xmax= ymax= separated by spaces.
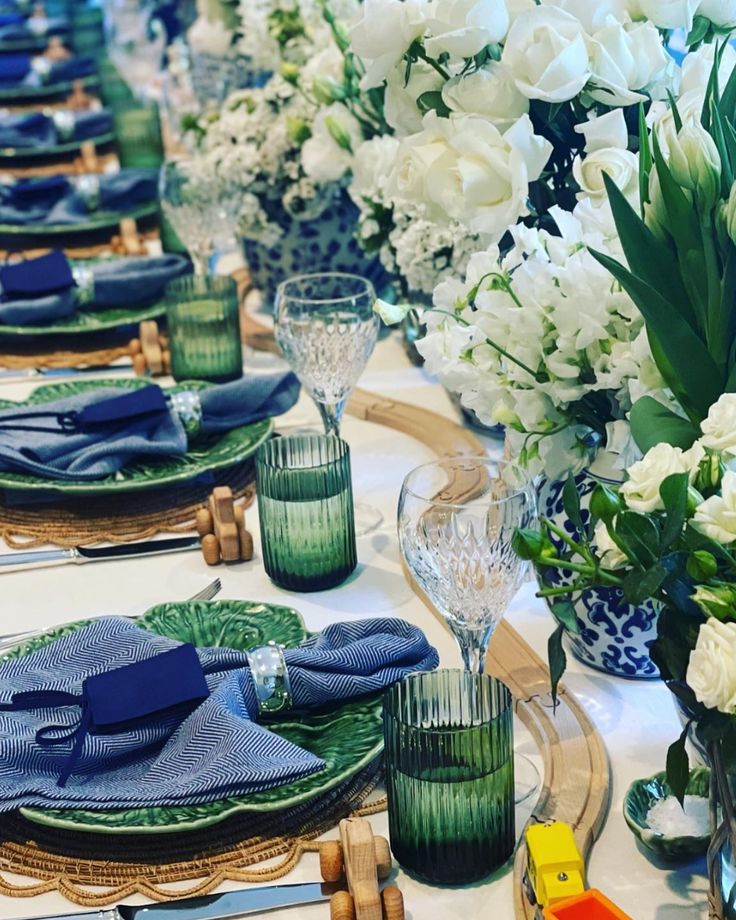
xmin=524 ymin=822 xmax=586 ymax=908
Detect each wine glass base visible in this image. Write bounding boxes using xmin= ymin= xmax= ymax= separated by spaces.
xmin=354 ymin=501 xmax=384 ymax=536
xmin=514 ymin=752 xmax=541 ymax=806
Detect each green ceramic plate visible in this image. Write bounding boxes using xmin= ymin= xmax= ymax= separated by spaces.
xmin=0 ymin=200 xmax=157 ymax=238
xmin=623 ymin=768 xmax=711 ymax=862
xmin=0 ymin=130 xmax=114 ymax=160
xmin=0 ymin=73 xmax=98 ymax=103
xmin=0 ymin=378 xmax=273 ymax=495
xmin=0 ymin=298 xmax=164 ymax=336
xmin=15 ymin=600 xmax=384 ymax=834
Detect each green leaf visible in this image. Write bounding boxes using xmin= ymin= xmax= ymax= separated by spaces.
xmin=666 ymin=726 xmax=690 ymax=807
xmin=550 ymin=599 xmax=580 ymax=636
xmin=720 ymin=58 xmax=736 ymax=125
xmin=512 ymin=528 xmax=546 ymax=561
xmin=590 ymin=249 xmax=723 ymax=420
xmin=660 ymin=472 xmax=690 ymax=549
xmin=615 ymin=511 xmax=661 ymax=568
xmin=686 ymin=14 xmax=710 ymax=47
xmin=622 ymin=561 xmax=667 ymax=605
xmin=638 ymin=103 xmax=652 ymax=213
xmin=709 ymin=102 xmax=734 ymax=195
xmin=562 ymin=475 xmax=584 ymax=536
xmin=548 ymin=623 xmax=567 ymax=707
xmin=416 ymin=90 xmax=450 ymax=118
xmin=667 ymin=90 xmax=683 ymax=133
xmin=630 ymin=397 xmax=700 ymax=452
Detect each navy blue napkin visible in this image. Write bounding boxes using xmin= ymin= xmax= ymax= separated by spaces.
xmin=0 ymin=53 xmax=30 ymax=83
xmin=0 ymin=110 xmax=112 ymax=148
xmin=0 ymin=372 xmax=300 ymax=481
xmin=0 ymin=16 xmax=67 ymax=41
xmin=0 ymin=615 xmax=438 ymax=809
xmin=47 ymin=56 xmax=95 ymax=84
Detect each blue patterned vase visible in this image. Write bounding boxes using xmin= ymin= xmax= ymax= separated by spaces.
xmin=242 ymin=191 xmax=389 ymax=308
xmin=537 ymin=455 xmax=660 ymax=679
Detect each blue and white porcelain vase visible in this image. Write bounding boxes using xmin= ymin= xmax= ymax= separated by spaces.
xmin=242 ymin=191 xmax=388 ymax=308
xmin=537 ymin=451 xmax=660 ymax=680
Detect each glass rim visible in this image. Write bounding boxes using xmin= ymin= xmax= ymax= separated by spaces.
xmin=383 ymin=669 xmax=512 ymax=729
xmin=256 ymin=433 xmax=350 ymax=471
xmin=400 ymin=456 xmax=534 ymax=509
xmin=276 ymin=272 xmax=376 ymax=307
xmin=165 ymin=274 xmax=237 ymax=296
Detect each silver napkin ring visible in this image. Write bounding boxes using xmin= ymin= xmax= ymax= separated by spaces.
xmin=53 ymin=109 xmax=75 ymax=142
xmin=72 ymin=265 xmax=95 ymax=305
xmin=31 ymin=56 xmax=52 ymax=83
xmin=75 ymin=174 xmax=100 ymax=212
xmin=169 ymin=390 xmax=203 ymax=438
xmin=246 ymin=642 xmax=292 ymax=715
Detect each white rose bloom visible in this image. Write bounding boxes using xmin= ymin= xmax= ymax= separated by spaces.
xmin=424 ymin=0 xmax=510 ymax=59
xmin=594 ymin=520 xmax=628 ymax=569
xmin=687 ymin=619 xmax=736 ymax=715
xmin=621 ymin=441 xmax=704 ymax=512
xmin=575 ymin=109 xmax=629 ymax=153
xmin=697 ymin=0 xmax=736 ymax=27
xmin=587 ymin=20 xmax=671 ymax=107
xmin=501 ymin=6 xmax=590 ymax=103
xmin=541 ymin=0 xmax=627 ymax=32
xmin=385 ymin=62 xmax=444 ymax=135
xmin=572 ymin=147 xmax=639 ymax=204
xmin=634 ymin=0 xmax=699 ymax=29
xmin=301 ymin=104 xmax=363 ymax=183
xmin=701 ymin=394 xmax=736 ymax=455
xmin=442 ymin=63 xmax=529 ymax=129
xmin=680 ymin=42 xmax=736 ymax=99
xmin=350 ymin=0 xmax=430 ymax=89
xmin=693 ymin=471 xmax=736 ymax=544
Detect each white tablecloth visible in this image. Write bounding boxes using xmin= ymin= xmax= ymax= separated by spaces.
xmin=0 ymin=334 xmax=707 ymax=919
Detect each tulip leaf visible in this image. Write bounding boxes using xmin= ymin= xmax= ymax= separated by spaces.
xmin=686 ymin=14 xmax=710 ymax=48
xmin=721 ymin=61 xmax=736 ymax=126
xmin=666 ymin=726 xmax=690 ymax=808
xmin=709 ymin=102 xmax=734 ymax=195
xmin=590 ymin=249 xmax=723 ymax=420
xmin=630 ymin=396 xmax=700 ymax=452
xmin=638 ymin=103 xmax=652 ymax=212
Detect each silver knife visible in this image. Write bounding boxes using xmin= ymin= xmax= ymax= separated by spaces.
xmin=17 ymin=882 xmax=335 ymax=920
xmin=0 ymin=536 xmax=201 ymax=573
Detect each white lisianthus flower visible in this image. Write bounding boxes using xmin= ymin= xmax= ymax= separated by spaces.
xmin=700 ymin=394 xmax=736 ymax=456
xmin=687 ymin=618 xmax=736 ymax=714
xmin=693 ymin=471 xmax=736 ymax=544
xmin=575 ymin=109 xmax=629 ymax=154
xmin=374 ymin=299 xmax=413 ymax=324
xmin=586 ymin=19 xmax=671 ymax=106
xmin=389 ymin=112 xmax=552 ymax=236
xmin=501 ymin=6 xmax=590 ymax=103
xmin=697 ymin=0 xmax=736 ymax=27
xmin=631 ymin=0 xmax=699 ymax=29
xmin=301 ymin=104 xmax=364 ymax=183
xmin=594 ymin=520 xmax=628 ymax=569
xmin=424 ymin=0 xmax=510 ymax=59
xmin=572 ymin=147 xmax=639 ymax=204
xmin=385 ymin=62 xmax=444 ymax=135
xmin=350 ymin=0 xmax=430 ymax=89
xmin=621 ymin=441 xmax=704 ymax=513
xmin=441 ymin=63 xmax=529 ymax=129
xmin=301 ymin=45 xmax=346 ymax=90
xmin=349 ymin=135 xmax=401 ymax=202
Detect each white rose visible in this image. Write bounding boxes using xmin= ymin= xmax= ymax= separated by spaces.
xmin=697 ymin=0 xmax=736 ymax=27
xmin=385 ymin=62 xmax=444 ymax=135
xmin=700 ymin=394 xmax=736 ymax=455
xmin=621 ymin=441 xmax=704 ymax=512
xmin=350 ymin=0 xmax=430 ymax=89
xmin=633 ymin=0 xmax=699 ymax=29
xmin=594 ymin=519 xmax=628 ymax=569
xmin=301 ymin=104 xmax=363 ymax=183
xmin=693 ymin=471 xmax=736 ymax=544
xmin=349 ymin=135 xmax=401 ymax=201
xmin=575 ymin=109 xmax=629 ymax=153
xmin=572 ymin=147 xmax=639 ymax=204
xmin=687 ymin=618 xmax=736 ymax=714
xmin=541 ymin=0 xmax=627 ymax=32
xmin=501 ymin=6 xmax=590 ymax=103
xmin=681 ymin=42 xmax=736 ymax=99
xmin=441 ymin=63 xmax=529 ymax=129
xmin=424 ymin=0 xmax=510 ymax=59
xmin=587 ymin=20 xmax=671 ymax=107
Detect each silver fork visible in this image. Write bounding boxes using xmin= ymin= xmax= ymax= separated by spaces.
xmin=0 ymin=578 xmax=222 ymax=653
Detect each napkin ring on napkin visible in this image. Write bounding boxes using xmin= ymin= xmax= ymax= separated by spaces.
xmin=31 ymin=55 xmax=52 ymax=83
xmin=75 ymin=174 xmax=100 ymax=212
xmin=170 ymin=389 xmax=203 ymax=438
xmin=72 ymin=264 xmax=95 ymax=305
xmin=52 ymin=109 xmax=75 ymax=142
xmin=246 ymin=642 xmax=292 ymax=715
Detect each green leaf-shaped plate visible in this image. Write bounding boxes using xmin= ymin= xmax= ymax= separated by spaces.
xmin=0 ymin=200 xmax=157 ymax=238
xmin=15 ymin=600 xmax=384 ymax=834
xmin=0 ymin=74 xmax=98 ymax=103
xmin=0 ymin=378 xmax=273 ymax=495
xmin=0 ymin=130 xmax=115 ymax=161
xmin=0 ymin=298 xmax=165 ymax=336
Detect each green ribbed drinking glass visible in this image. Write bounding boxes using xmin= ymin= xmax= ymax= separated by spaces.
xmin=383 ymin=669 xmax=515 ymax=884
xmin=256 ymin=435 xmax=357 ymax=592
xmin=113 ymin=101 xmax=165 ymax=169
xmin=165 ymin=275 xmax=242 ymax=383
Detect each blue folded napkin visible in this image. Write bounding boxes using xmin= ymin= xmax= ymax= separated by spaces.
xmin=0 ymin=252 xmax=192 ymax=326
xmin=0 ymin=372 xmax=300 ymax=480
xmin=0 ymin=615 xmax=438 ymax=810
xmin=0 ymin=53 xmax=29 ymax=82
xmin=0 ymin=168 xmax=159 ymax=225
xmin=0 ymin=15 xmax=67 ymax=41
xmin=0 ymin=109 xmax=112 ymax=148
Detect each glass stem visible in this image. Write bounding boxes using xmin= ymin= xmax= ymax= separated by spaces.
xmin=449 ymin=622 xmax=495 ymax=674
xmin=318 ymin=399 xmax=346 ymax=438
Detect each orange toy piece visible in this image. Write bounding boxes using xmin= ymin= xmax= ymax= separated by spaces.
xmin=196 ymin=487 xmax=254 ymax=565
xmin=543 ymin=889 xmax=633 ymax=920
xmin=318 ymin=818 xmax=403 ymax=920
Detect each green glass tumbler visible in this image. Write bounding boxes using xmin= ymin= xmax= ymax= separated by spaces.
xmin=383 ymin=669 xmax=515 ymax=884
xmin=113 ymin=102 xmax=165 ymax=169
xmin=165 ymin=275 xmax=242 ymax=383
xmin=256 ymin=435 xmax=357 ymax=592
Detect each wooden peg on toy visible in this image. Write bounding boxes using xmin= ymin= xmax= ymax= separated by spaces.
xmin=44 ymin=36 xmax=70 ymax=61
xmin=66 ymin=79 xmax=93 ymax=111
xmin=196 ymin=486 xmax=254 ymax=565
xmin=129 ymin=320 xmax=171 ymax=377
xmin=318 ymin=818 xmax=404 ymax=920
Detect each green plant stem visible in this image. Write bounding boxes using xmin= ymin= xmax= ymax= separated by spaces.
xmin=542 ymin=517 xmax=595 ymax=565
xmin=413 ymin=46 xmax=451 ymax=80
xmin=534 ymin=556 xmax=624 ymax=587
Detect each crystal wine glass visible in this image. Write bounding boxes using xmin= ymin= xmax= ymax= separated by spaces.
xmin=274 ymin=272 xmax=382 ymax=533
xmin=159 ymin=158 xmax=241 ymax=276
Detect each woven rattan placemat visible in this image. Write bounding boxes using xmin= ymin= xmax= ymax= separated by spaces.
xmin=0 ymin=760 xmax=386 ymax=904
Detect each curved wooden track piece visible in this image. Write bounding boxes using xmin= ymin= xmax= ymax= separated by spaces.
xmin=346 ymin=388 xmax=612 ymax=920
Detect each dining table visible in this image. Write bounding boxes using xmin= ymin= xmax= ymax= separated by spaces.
xmin=0 ymin=326 xmax=709 ymax=920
